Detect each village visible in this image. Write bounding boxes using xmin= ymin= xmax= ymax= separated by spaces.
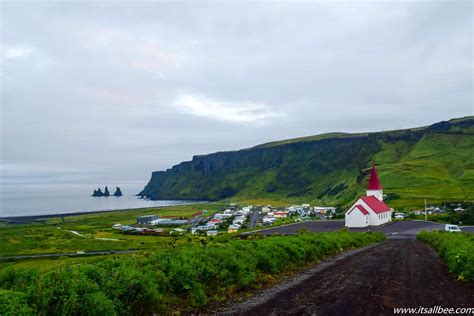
xmin=110 ymin=166 xmax=470 ymax=237
xmin=111 ymin=203 xmax=338 ymax=236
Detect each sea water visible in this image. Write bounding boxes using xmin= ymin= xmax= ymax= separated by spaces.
xmin=0 ymin=182 xmax=188 ymax=217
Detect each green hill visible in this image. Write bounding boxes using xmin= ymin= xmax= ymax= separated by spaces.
xmin=139 ymin=116 xmax=474 ymax=209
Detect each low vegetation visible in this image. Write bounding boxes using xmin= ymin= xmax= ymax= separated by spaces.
xmin=417 ymin=231 xmax=474 ymax=282
xmin=0 ymin=231 xmax=385 ymax=315
xmin=0 ymin=202 xmax=224 ymax=257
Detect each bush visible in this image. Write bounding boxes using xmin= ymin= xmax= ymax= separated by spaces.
xmin=418 ymin=231 xmax=474 ymax=282
xmin=0 ymin=289 xmax=33 ymax=316
xmin=0 ymin=231 xmax=385 ymax=314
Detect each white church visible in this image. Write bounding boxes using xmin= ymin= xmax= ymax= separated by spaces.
xmin=345 ymin=166 xmax=392 ymax=228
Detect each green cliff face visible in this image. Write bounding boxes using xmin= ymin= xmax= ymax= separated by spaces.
xmin=139 ymin=117 xmax=474 ymax=208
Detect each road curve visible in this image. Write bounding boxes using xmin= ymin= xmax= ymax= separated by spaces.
xmin=222 ymin=239 xmax=474 ymax=315
xmin=242 ymin=220 xmax=473 ymax=237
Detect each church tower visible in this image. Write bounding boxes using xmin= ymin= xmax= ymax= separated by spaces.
xmin=366 ymin=165 xmax=383 ymax=201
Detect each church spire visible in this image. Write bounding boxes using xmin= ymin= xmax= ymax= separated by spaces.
xmin=367 ymin=165 xmax=382 ymax=190
xmin=367 ymin=165 xmax=383 ymax=201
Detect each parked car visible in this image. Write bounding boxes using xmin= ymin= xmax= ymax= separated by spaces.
xmin=444 ymin=224 xmax=461 ymax=232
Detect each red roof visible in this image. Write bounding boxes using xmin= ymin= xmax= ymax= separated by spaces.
xmin=360 ymin=195 xmax=391 ymax=214
xmin=355 ymin=205 xmax=369 ymax=215
xmin=348 ymin=205 xmax=369 ymax=215
xmin=367 ymin=165 xmax=382 ymax=190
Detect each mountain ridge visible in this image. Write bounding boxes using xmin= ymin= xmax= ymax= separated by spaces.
xmin=139 ymin=116 xmax=474 ymax=209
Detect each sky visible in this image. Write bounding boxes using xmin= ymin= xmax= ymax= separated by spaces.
xmin=1 ymin=0 xmax=473 ymax=186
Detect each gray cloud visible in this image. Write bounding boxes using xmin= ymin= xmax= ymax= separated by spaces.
xmin=1 ymin=1 xmax=472 ymax=185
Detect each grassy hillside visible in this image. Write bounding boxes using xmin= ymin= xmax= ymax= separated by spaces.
xmin=139 ymin=117 xmax=474 ymax=209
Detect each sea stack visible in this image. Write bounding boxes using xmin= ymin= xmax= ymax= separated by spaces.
xmin=104 ymin=186 xmax=110 ymax=197
xmin=113 ymin=187 xmax=123 ymax=197
xmin=92 ymin=188 xmax=105 ymax=197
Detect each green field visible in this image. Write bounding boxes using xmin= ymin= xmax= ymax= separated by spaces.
xmin=0 ymin=202 xmax=225 ymax=258
xmin=0 ymin=231 xmax=385 ymax=315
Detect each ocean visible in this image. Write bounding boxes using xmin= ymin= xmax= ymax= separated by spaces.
xmin=0 ymin=182 xmax=188 ymax=217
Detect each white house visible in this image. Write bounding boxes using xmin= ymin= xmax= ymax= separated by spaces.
xmin=345 ymin=166 xmax=392 ymax=228
xmin=261 ymin=206 xmax=272 ymax=213
xmin=313 ymin=206 xmax=336 ymax=215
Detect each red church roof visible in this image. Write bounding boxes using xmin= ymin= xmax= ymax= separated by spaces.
xmin=367 ymin=165 xmax=383 ymax=190
xmin=354 ymin=205 xmax=369 ymax=215
xmin=360 ymin=195 xmax=391 ymax=214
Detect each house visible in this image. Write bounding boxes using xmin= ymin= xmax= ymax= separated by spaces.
xmin=272 ymin=211 xmax=287 ymax=218
xmin=345 ymin=166 xmax=393 ymax=228
xmin=150 ymin=218 xmax=188 ymax=226
xmin=137 ymin=215 xmax=158 ymax=225
xmin=313 ymin=206 xmax=336 ymax=215
xmin=228 ymin=227 xmax=238 ymax=233
xmin=262 ymin=216 xmax=276 ymax=225
xmin=233 ymin=210 xmax=246 ymax=216
xmin=242 ymin=206 xmax=253 ymax=213
xmin=233 ymin=219 xmax=244 ymax=226
xmin=170 ymin=228 xmax=185 ymax=235
xmin=261 ymin=206 xmax=271 ymax=213
xmin=112 ymin=224 xmax=123 ymax=230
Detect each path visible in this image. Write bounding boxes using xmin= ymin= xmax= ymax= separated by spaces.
xmin=223 ymin=239 xmax=474 ymax=315
xmin=247 ymin=208 xmax=260 ymax=229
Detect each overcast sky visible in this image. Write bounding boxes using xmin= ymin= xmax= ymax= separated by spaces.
xmin=1 ymin=0 xmax=473 ymax=186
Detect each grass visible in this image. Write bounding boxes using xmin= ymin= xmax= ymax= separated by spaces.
xmin=375 ymin=133 xmax=474 ymax=210
xmin=0 ymin=202 xmax=226 ymax=259
xmin=0 ymin=231 xmax=385 ymax=315
xmin=418 ymin=231 xmax=474 ymax=281
xmin=0 ymin=254 xmax=128 ymax=271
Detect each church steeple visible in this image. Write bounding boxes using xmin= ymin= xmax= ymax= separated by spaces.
xmin=367 ymin=165 xmax=383 ymax=201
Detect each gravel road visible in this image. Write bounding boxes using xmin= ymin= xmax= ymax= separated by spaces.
xmin=221 ymin=239 xmax=474 ymax=315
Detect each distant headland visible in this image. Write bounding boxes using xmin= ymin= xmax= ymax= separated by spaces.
xmin=92 ymin=186 xmax=123 ymax=197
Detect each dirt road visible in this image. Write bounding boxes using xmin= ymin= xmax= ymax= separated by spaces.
xmin=225 ymin=240 xmax=474 ymax=315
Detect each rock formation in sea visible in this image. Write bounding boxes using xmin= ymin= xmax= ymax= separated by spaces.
xmin=92 ymin=188 xmax=104 ymax=197
xmin=104 ymin=186 xmax=110 ymax=197
xmin=113 ymin=187 xmax=123 ymax=197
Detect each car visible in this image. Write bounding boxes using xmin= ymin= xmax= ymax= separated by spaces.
xmin=76 ymin=251 xmax=85 ymax=254
xmin=444 ymin=224 xmax=461 ymax=232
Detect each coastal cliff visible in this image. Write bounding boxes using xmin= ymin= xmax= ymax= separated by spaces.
xmin=139 ymin=117 xmax=474 ymax=207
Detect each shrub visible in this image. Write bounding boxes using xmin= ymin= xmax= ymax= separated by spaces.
xmin=418 ymin=231 xmax=474 ymax=282
xmin=0 ymin=231 xmax=385 ymax=314
xmin=0 ymin=289 xmax=33 ymax=316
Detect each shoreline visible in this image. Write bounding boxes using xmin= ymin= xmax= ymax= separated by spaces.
xmin=0 ymin=200 xmax=208 ymax=224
